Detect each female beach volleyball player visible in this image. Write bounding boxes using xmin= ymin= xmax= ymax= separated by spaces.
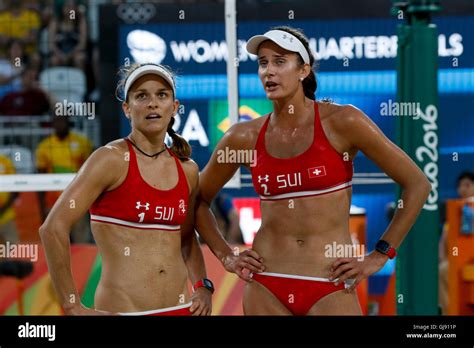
xmin=40 ymin=63 xmax=213 ymax=316
xmin=195 ymin=27 xmax=431 ymax=315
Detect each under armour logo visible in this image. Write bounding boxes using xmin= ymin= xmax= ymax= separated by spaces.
xmin=282 ymin=34 xmax=293 ymax=43
xmin=258 ymin=175 xmax=269 ymax=183
xmin=136 ymin=201 xmax=150 ymax=210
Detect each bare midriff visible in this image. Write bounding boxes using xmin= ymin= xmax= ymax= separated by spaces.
xmin=252 ymin=187 xmax=353 ymax=278
xmin=91 ymin=221 xmax=189 ymax=313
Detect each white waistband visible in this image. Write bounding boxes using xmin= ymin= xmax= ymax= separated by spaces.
xmin=253 ymin=271 xmax=355 ymax=288
xmin=118 ymin=302 xmax=192 ymax=316
xmin=90 ymin=214 xmax=180 ymax=231
xmin=259 ymin=181 xmax=352 ymax=201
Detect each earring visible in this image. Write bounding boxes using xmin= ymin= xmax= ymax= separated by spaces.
xmin=299 ymin=77 xmax=304 ymax=81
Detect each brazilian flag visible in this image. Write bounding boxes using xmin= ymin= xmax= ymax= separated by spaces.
xmin=208 ymin=99 xmax=272 ymax=150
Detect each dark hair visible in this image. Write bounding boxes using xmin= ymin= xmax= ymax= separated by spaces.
xmin=166 ymin=117 xmax=191 ymax=161
xmin=270 ymin=26 xmax=317 ymax=100
xmin=7 ymin=39 xmax=28 ymax=65
xmin=20 ymin=63 xmax=39 ymax=76
xmin=457 ymin=171 xmax=474 ymax=186
xmin=116 ymin=62 xmax=191 ymax=161
xmin=6 ymin=39 xmax=24 ymax=52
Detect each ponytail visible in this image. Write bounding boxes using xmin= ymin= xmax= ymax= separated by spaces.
xmin=303 ymin=70 xmax=317 ymax=100
xmin=167 ymin=117 xmax=191 ymax=161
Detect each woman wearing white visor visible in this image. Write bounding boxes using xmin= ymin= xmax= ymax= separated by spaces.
xmin=40 ymin=63 xmax=213 ymax=316
xmin=196 ymin=27 xmax=430 ymax=315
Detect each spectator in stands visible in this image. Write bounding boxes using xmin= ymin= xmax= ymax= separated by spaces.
xmin=37 ymin=0 xmax=56 ymax=64
xmin=211 ymin=192 xmax=244 ymax=244
xmin=36 ymin=115 xmax=93 ymax=243
xmin=0 ymin=154 xmax=19 ymax=244
xmin=456 ymin=171 xmax=474 ymax=199
xmin=438 ymin=170 xmax=474 ymax=314
xmin=0 ymin=64 xmax=51 ymax=116
xmin=48 ymin=0 xmax=87 ymax=71
xmin=0 ymin=40 xmax=25 ymax=98
xmin=0 ymin=0 xmax=41 ymax=64
xmin=85 ymin=0 xmax=106 ymax=102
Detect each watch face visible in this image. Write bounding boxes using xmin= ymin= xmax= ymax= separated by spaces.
xmin=376 ymin=240 xmax=390 ymax=253
xmin=204 ymin=279 xmax=213 ymax=289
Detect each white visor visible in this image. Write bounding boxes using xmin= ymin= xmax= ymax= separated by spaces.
xmin=246 ymin=30 xmax=310 ymax=64
xmin=124 ymin=64 xmax=176 ymax=100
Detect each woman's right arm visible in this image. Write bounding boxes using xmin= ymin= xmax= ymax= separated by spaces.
xmin=39 ymin=146 xmax=122 ymax=315
xmin=196 ymin=124 xmax=265 ymax=281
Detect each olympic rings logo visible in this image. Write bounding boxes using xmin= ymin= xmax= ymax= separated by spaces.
xmin=116 ymin=3 xmax=156 ymax=24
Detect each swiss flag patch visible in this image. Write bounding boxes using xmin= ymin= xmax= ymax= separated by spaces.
xmin=308 ymin=166 xmax=326 ymax=178
xmin=178 ymin=199 xmax=187 ymax=216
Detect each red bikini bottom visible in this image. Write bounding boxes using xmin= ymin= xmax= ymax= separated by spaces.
xmin=251 ymin=272 xmax=348 ymax=315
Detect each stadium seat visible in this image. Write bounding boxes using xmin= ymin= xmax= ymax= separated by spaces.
xmin=0 ymin=146 xmax=34 ymax=174
xmin=39 ymin=67 xmax=86 ymax=104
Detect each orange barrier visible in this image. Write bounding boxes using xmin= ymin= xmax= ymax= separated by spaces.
xmin=0 ymin=245 xmax=98 ymax=315
xmin=446 ymin=199 xmax=474 ymax=315
xmin=13 ymin=192 xmax=43 ymax=243
xmin=368 ymin=273 xmax=396 ymax=315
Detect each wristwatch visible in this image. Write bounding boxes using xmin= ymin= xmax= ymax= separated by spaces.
xmin=375 ymin=240 xmax=397 ymax=259
xmin=193 ymin=278 xmax=215 ymax=294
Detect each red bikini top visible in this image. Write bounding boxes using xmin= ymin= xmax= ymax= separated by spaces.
xmin=251 ymin=102 xmax=353 ymax=201
xmin=89 ymin=138 xmax=189 ymax=231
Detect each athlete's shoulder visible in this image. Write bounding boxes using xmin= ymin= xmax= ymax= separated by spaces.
xmin=82 ymin=139 xmax=128 ymax=170
xmin=180 ymin=158 xmax=199 ymax=190
xmin=180 ymin=158 xmax=199 ymax=176
xmin=74 ymin=139 xmax=129 ymax=188
xmin=319 ymin=101 xmax=368 ymax=130
xmin=102 ymin=138 xmax=129 ymax=154
xmin=221 ymin=115 xmax=268 ymax=149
